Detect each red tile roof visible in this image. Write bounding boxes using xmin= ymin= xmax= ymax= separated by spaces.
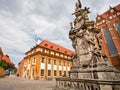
xmin=101 ymin=4 xmax=120 ymax=19
xmin=115 ymin=4 xmax=120 ymax=10
xmin=38 ymin=40 xmax=74 ymax=56
xmin=2 ymin=55 xmax=14 ymax=66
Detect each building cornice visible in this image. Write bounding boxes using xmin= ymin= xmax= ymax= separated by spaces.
xmin=24 ymin=51 xmax=72 ymax=61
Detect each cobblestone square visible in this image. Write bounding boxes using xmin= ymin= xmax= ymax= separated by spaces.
xmin=0 ymin=75 xmax=56 ymax=90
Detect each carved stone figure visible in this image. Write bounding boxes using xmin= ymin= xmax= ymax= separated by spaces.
xmin=55 ymin=1 xmax=120 ymax=90
xmin=69 ymin=0 xmax=97 ymax=67
xmin=69 ymin=0 xmax=114 ymax=69
xmin=72 ymin=0 xmax=82 ymax=17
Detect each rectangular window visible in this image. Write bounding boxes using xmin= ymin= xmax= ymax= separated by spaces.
xmin=48 ymin=70 xmax=51 ymax=76
xmin=59 ymin=61 xmax=61 ymax=65
xmin=60 ymin=54 xmax=63 ymax=57
xmin=64 ymin=71 xmax=66 ymax=77
xmin=36 ymin=48 xmax=40 ymax=52
xmin=41 ymin=57 xmax=44 ymax=63
xmin=54 ymin=60 xmax=56 ymax=65
xmin=67 ymin=62 xmax=69 ymax=66
xmin=48 ymin=59 xmax=51 ymax=64
xmin=41 ymin=69 xmax=44 ymax=76
xmin=103 ymin=27 xmax=117 ymax=55
xmin=44 ymin=49 xmax=47 ymax=53
xmin=59 ymin=71 xmax=62 ymax=76
xmin=115 ymin=22 xmax=120 ymax=35
xmin=64 ymin=62 xmax=65 ymax=66
xmin=33 ymin=57 xmax=35 ymax=63
xmin=54 ymin=70 xmax=56 ymax=76
xmin=65 ymin=55 xmax=67 ymax=58
xmin=40 ymin=48 xmax=43 ymax=52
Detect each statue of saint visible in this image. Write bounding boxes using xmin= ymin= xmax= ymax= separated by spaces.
xmin=69 ymin=0 xmax=106 ymax=68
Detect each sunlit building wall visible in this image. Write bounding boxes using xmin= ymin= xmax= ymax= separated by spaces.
xmin=18 ymin=40 xmax=74 ymax=80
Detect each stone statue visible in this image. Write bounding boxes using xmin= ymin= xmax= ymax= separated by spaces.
xmin=69 ymin=0 xmax=102 ymax=68
xmin=71 ymin=0 xmax=90 ymax=30
xmin=72 ymin=0 xmax=82 ymax=17
xmin=55 ymin=1 xmax=120 ymax=90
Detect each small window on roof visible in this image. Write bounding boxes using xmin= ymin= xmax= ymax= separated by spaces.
xmin=65 ymin=51 xmax=67 ymax=53
xmin=57 ymin=48 xmax=59 ymax=50
xmin=50 ymin=46 xmax=53 ymax=48
xmin=45 ymin=44 xmax=48 ymax=46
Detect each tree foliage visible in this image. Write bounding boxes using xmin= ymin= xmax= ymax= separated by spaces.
xmin=0 ymin=60 xmax=7 ymax=70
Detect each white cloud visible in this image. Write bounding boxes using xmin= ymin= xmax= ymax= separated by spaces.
xmin=0 ymin=0 xmax=119 ymax=66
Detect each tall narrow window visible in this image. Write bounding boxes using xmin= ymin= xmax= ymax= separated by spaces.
xmin=103 ymin=27 xmax=117 ymax=55
xmin=64 ymin=71 xmax=66 ymax=77
xmin=64 ymin=62 xmax=65 ymax=66
xmin=41 ymin=57 xmax=44 ymax=63
xmin=33 ymin=57 xmax=35 ymax=63
xmin=59 ymin=71 xmax=62 ymax=76
xmin=41 ymin=69 xmax=44 ymax=76
xmin=115 ymin=22 xmax=120 ymax=35
xmin=59 ymin=61 xmax=61 ymax=65
xmin=54 ymin=60 xmax=56 ymax=65
xmin=48 ymin=59 xmax=51 ymax=64
xmin=54 ymin=70 xmax=56 ymax=76
xmin=48 ymin=70 xmax=51 ymax=76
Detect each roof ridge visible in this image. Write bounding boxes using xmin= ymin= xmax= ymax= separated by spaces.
xmin=98 ymin=4 xmax=120 ymax=19
xmin=38 ymin=40 xmax=74 ymax=55
xmin=39 ymin=40 xmax=73 ymax=52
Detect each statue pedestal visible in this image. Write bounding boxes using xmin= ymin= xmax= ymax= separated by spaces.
xmin=70 ymin=62 xmax=120 ymax=80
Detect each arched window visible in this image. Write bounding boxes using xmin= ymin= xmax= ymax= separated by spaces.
xmin=115 ymin=22 xmax=120 ymax=35
xmin=102 ymin=27 xmax=117 ymax=55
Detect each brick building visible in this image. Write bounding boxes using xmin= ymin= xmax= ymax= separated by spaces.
xmin=18 ymin=40 xmax=74 ymax=80
xmin=17 ymin=59 xmax=25 ymax=77
xmin=0 ymin=47 xmax=14 ymax=67
xmin=96 ymin=4 xmax=120 ymax=68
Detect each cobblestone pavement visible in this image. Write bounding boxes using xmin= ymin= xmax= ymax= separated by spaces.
xmin=0 ymin=75 xmax=56 ymax=90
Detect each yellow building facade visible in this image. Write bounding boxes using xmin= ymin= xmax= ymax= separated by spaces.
xmin=19 ymin=40 xmax=74 ymax=80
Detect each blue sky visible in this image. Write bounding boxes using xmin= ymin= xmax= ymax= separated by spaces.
xmin=0 ymin=0 xmax=120 ymax=67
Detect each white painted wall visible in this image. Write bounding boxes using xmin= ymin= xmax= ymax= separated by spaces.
xmin=68 ymin=67 xmax=70 ymax=71
xmin=54 ymin=65 xmax=57 ymax=70
xmin=41 ymin=63 xmax=45 ymax=69
xmin=28 ymin=64 xmax=30 ymax=70
xmin=48 ymin=64 xmax=51 ymax=70
xmin=59 ymin=66 xmax=62 ymax=70
xmin=63 ymin=66 xmax=66 ymax=71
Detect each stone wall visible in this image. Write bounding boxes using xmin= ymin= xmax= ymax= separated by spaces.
xmin=0 ymin=67 xmax=6 ymax=77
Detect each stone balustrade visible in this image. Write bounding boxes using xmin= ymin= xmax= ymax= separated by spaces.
xmin=55 ymin=77 xmax=120 ymax=90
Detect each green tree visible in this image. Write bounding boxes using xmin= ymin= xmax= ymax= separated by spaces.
xmin=0 ymin=60 xmax=7 ymax=70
